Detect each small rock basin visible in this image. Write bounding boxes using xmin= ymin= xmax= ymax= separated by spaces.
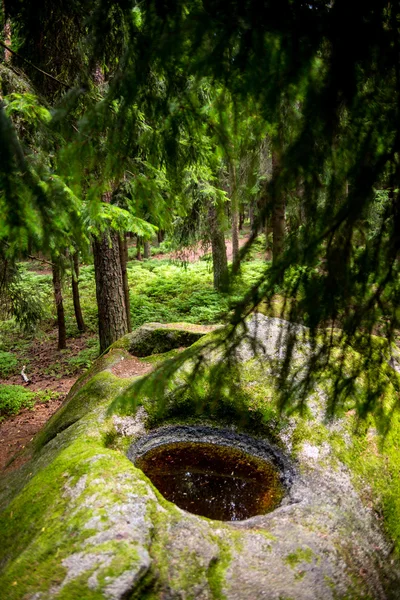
xmin=128 ymin=426 xmax=294 ymax=522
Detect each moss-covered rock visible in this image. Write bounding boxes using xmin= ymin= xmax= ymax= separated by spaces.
xmin=1 ymin=315 xmax=400 ymax=599
xmin=114 ymin=322 xmax=221 ymax=357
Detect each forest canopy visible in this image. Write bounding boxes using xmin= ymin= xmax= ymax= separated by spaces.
xmin=1 ymin=0 xmax=400 ymax=424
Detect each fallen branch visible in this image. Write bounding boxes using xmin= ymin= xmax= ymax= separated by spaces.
xmin=21 ymin=365 xmax=31 ymax=384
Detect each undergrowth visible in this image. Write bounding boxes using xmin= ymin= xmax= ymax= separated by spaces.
xmin=0 ymin=384 xmax=61 ymax=421
xmin=0 ymin=351 xmax=19 ymax=378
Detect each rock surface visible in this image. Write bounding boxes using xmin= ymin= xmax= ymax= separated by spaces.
xmin=1 ymin=316 xmax=400 ymax=600
xmin=115 ymin=322 xmax=221 ymax=357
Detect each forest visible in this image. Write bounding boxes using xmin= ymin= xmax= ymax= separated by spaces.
xmin=1 ymin=2 xmax=400 ymax=600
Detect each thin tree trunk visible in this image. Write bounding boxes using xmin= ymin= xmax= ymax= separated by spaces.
xmin=249 ymin=201 xmax=255 ymax=230
xmin=93 ymin=230 xmax=128 ymax=353
xmin=271 ymin=149 xmax=286 ymax=264
xmin=71 ymin=252 xmax=85 ymax=332
xmin=157 ymin=230 xmax=165 ymax=245
xmin=209 ymin=201 xmax=228 ymax=291
xmin=3 ymin=4 xmax=11 ymax=63
xmin=231 ymin=166 xmax=240 ymax=263
xmin=118 ymin=233 xmax=132 ymax=333
xmin=136 ymin=236 xmax=142 ymax=261
xmin=239 ymin=209 xmax=245 ymax=231
xmin=144 ymin=240 xmax=151 ymax=259
xmin=52 ymin=259 xmax=67 ymax=350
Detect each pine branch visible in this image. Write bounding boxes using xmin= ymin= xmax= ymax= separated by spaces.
xmin=0 ymin=41 xmax=71 ymax=90
xmin=0 ymin=240 xmax=54 ymax=267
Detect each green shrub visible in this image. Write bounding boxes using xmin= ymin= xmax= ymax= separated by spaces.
xmin=36 ymin=389 xmax=61 ymax=402
xmin=0 ymin=384 xmax=36 ymax=419
xmin=0 ymin=351 xmax=18 ymax=378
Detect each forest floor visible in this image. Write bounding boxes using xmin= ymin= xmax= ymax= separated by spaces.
xmin=0 ymin=234 xmax=259 ymax=472
xmin=0 ymin=329 xmax=88 ymax=471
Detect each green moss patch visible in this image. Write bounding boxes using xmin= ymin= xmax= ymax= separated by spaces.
xmin=119 ymin=322 xmax=216 ymax=358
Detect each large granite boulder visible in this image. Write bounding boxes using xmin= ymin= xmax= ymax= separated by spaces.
xmin=1 ymin=316 xmax=399 ymax=600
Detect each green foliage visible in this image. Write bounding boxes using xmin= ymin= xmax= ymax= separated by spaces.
xmin=4 ymin=93 xmax=51 ymax=126
xmin=85 ymin=203 xmax=158 ymax=239
xmin=8 ymin=269 xmax=49 ymax=332
xmin=0 ymin=351 xmax=18 ymax=378
xmin=0 ymin=384 xmax=35 ymax=419
xmin=66 ymin=345 xmax=100 ymax=372
xmin=127 ymin=261 xmax=230 ymax=327
xmin=1 ymin=0 xmax=400 ymax=422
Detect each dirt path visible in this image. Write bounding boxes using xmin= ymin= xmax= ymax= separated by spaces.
xmin=0 ymin=358 xmax=153 ymax=472
xmin=0 ymin=329 xmax=92 ymax=472
xmin=0 ymin=397 xmax=64 ymax=472
xmin=150 ymin=236 xmax=251 ymax=262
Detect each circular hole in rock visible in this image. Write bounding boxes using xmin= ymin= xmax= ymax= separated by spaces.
xmin=129 ymin=426 xmax=293 ymax=522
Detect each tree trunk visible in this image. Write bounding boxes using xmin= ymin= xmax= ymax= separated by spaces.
xmin=93 ymin=231 xmax=128 ymax=353
xmin=249 ymin=201 xmax=255 ymax=231
xmin=144 ymin=240 xmax=151 ymax=259
xmin=209 ymin=202 xmax=228 ymax=291
xmin=230 ymin=164 xmax=240 ymax=263
xmin=239 ymin=209 xmax=245 ymax=231
xmin=265 ymin=218 xmax=272 ymax=251
xmin=136 ymin=236 xmax=142 ymax=261
xmin=52 ymin=259 xmax=67 ymax=350
xmin=71 ymin=252 xmax=85 ymax=332
xmin=157 ymin=230 xmax=165 ymax=245
xmin=3 ymin=4 xmax=11 ymax=63
xmin=118 ymin=233 xmax=132 ymax=333
xmin=271 ymin=149 xmax=286 ymax=264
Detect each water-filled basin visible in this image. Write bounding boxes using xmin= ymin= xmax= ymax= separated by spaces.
xmin=128 ymin=426 xmax=294 ymax=522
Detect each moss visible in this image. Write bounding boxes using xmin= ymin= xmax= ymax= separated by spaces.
xmin=0 ymin=431 xmax=152 ymax=600
xmin=67 ymin=348 xmax=131 ymax=400
xmin=207 ymin=557 xmax=228 ymax=600
xmin=143 ymin=347 xmax=185 ymax=364
xmin=34 ymin=371 xmax=132 ymax=451
xmin=333 ymin=412 xmax=400 ymax=558
xmin=109 ymin=322 xmax=216 ymax=361
xmin=284 ymin=547 xmax=315 ymax=568
xmin=2 ymin=318 xmax=400 ymax=599
xmin=128 ymin=324 xmax=209 ymax=357
xmin=109 ymin=336 xmax=132 ymax=351
xmin=139 ymin=354 xmax=283 ymax=442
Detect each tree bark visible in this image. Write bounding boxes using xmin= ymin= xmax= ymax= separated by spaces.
xmin=157 ymin=230 xmax=165 ymax=246
xmin=144 ymin=240 xmax=151 ymax=259
xmin=265 ymin=218 xmax=273 ymax=253
xmin=71 ymin=252 xmax=85 ymax=332
xmin=271 ymin=149 xmax=286 ymax=264
xmin=118 ymin=233 xmax=132 ymax=333
xmin=249 ymin=201 xmax=255 ymax=230
xmin=93 ymin=231 xmax=128 ymax=353
xmin=209 ymin=202 xmax=228 ymax=291
xmin=52 ymin=259 xmax=67 ymax=350
xmin=136 ymin=236 xmax=142 ymax=261
xmin=231 ymin=168 xmax=239 ymax=262
xmin=239 ymin=209 xmax=245 ymax=231
xmin=2 ymin=3 xmax=11 ymax=63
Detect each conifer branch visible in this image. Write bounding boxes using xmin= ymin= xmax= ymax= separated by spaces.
xmin=0 ymin=41 xmax=71 ymax=89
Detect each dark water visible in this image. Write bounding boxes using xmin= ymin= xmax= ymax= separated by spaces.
xmin=136 ymin=442 xmax=284 ymax=521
